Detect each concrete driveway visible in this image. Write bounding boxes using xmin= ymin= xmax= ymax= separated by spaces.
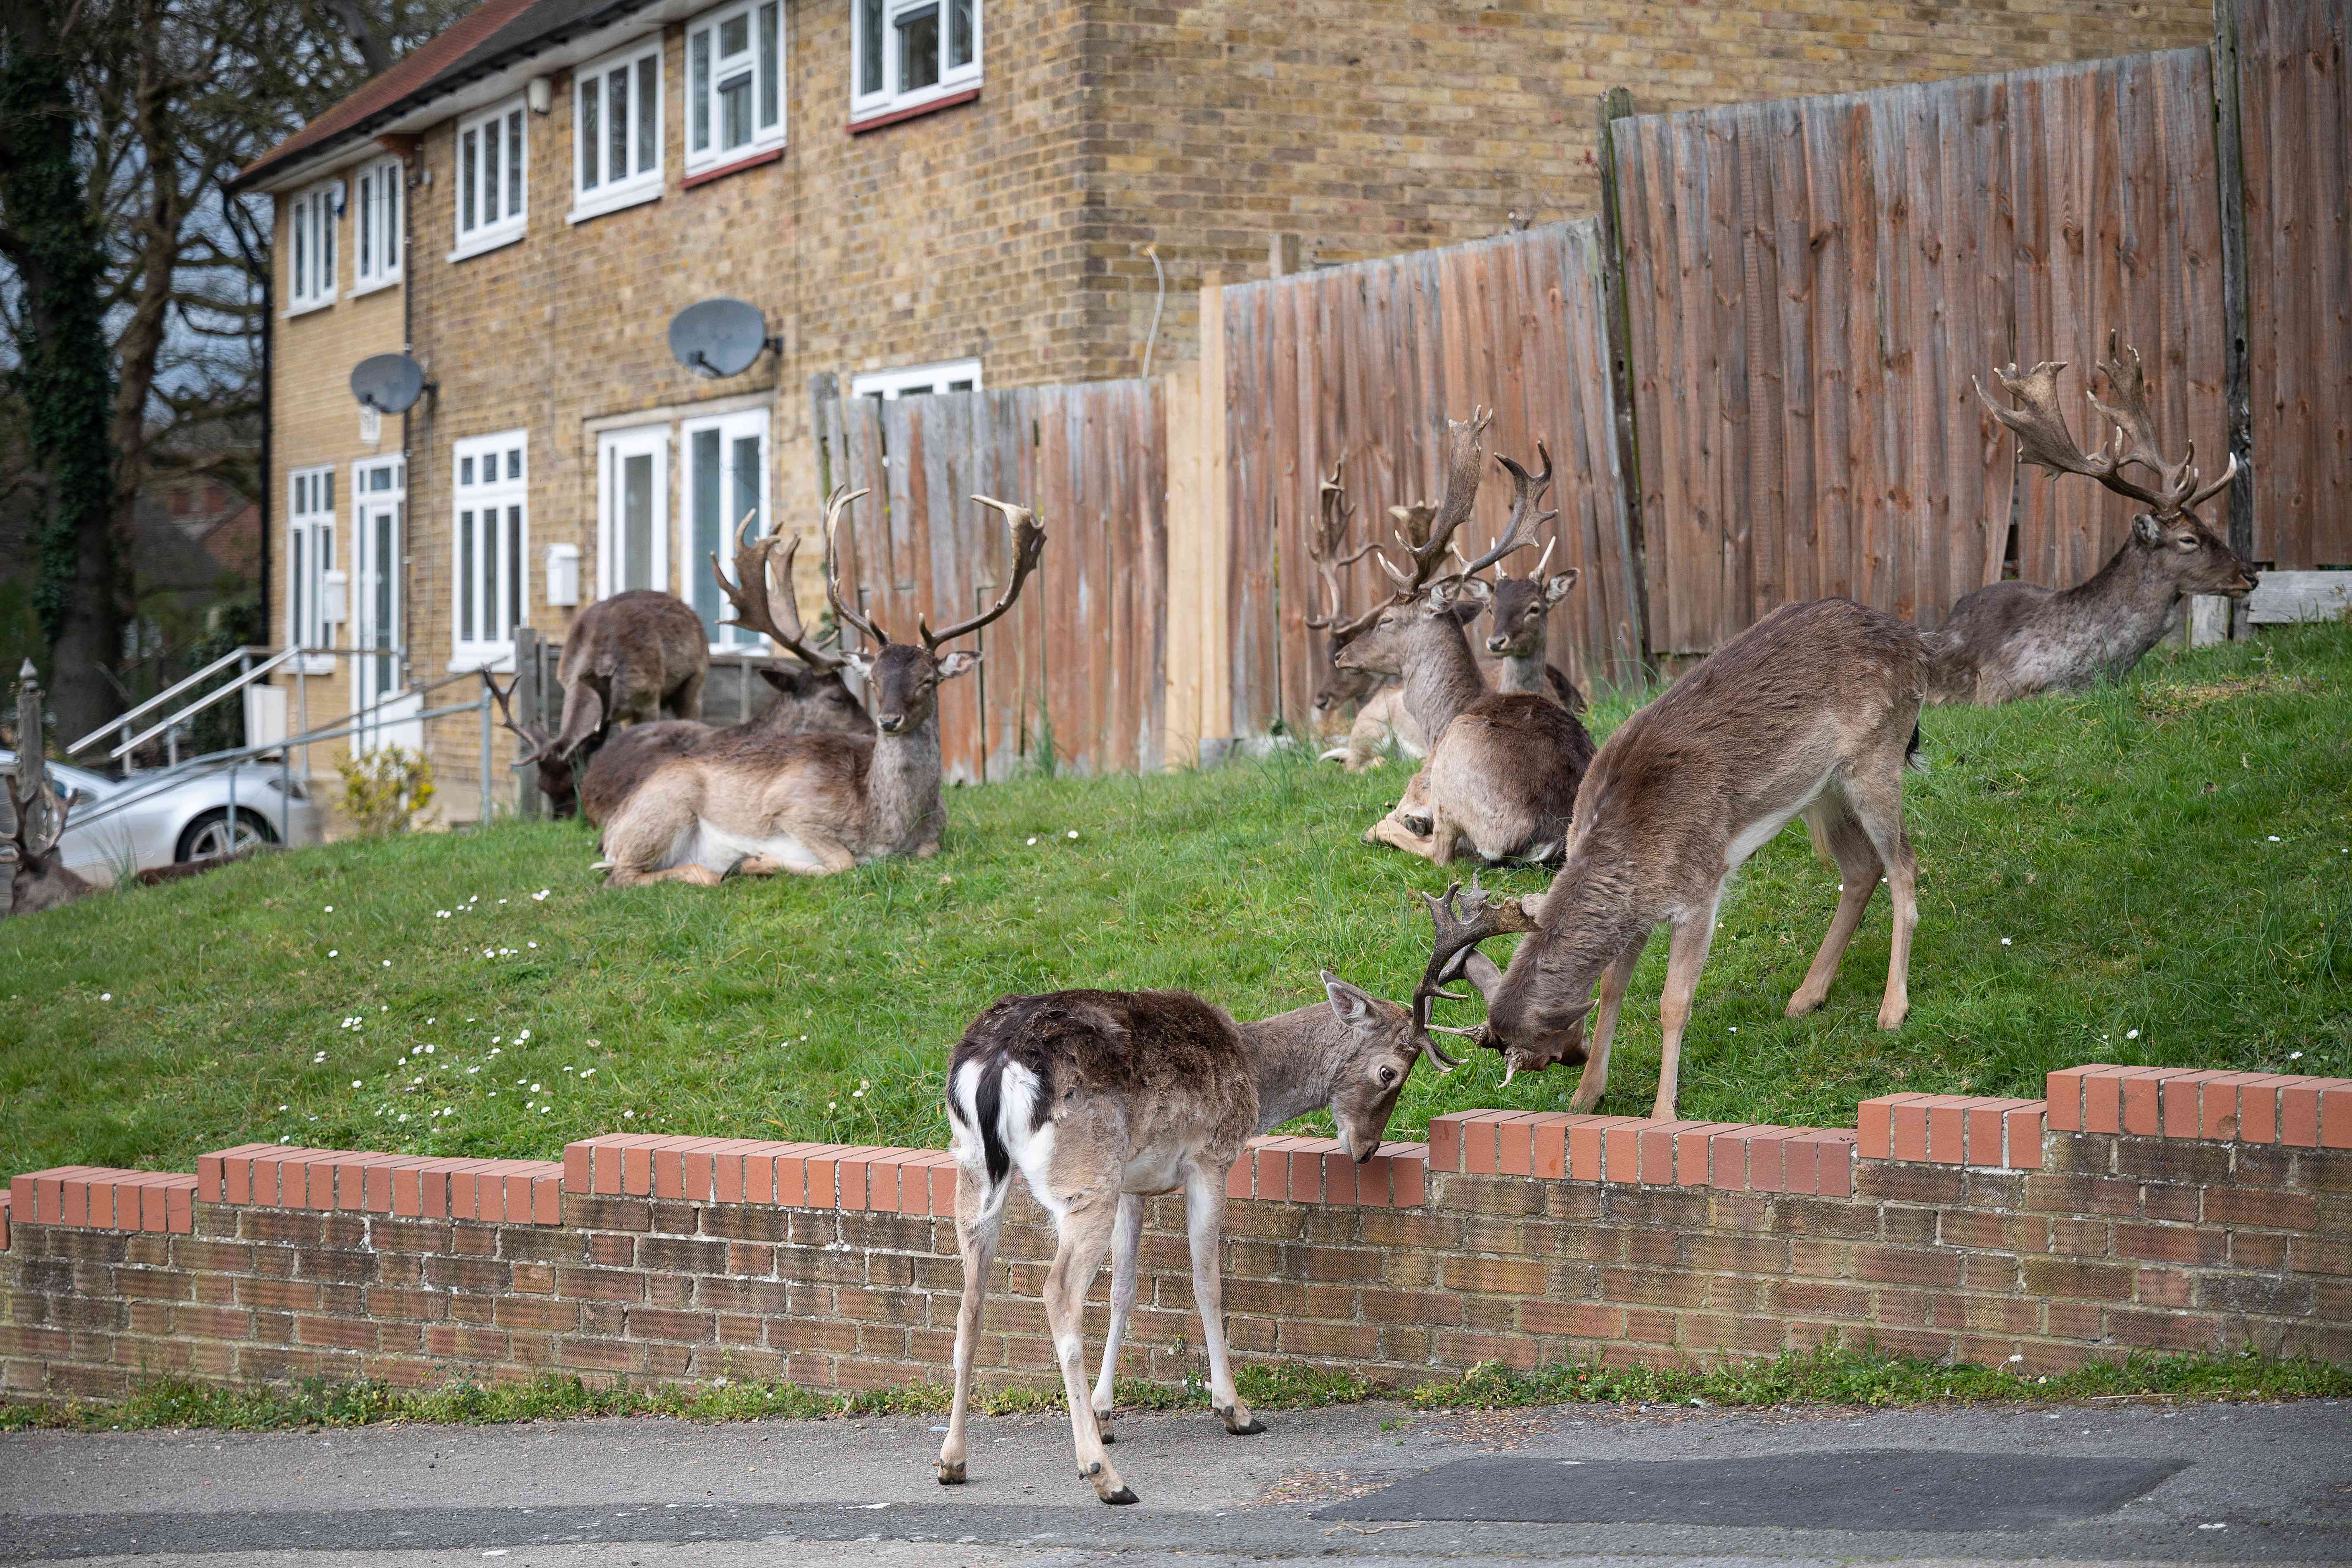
xmin=2 ymin=1396 xmax=2347 ymax=1566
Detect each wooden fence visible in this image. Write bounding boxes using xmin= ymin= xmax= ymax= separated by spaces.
xmin=1217 ymin=222 xmax=1645 ymax=733
xmin=815 ymin=380 xmax=1168 ymax=781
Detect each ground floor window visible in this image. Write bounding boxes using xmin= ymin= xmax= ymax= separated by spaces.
xmin=851 ymin=358 xmax=982 ymax=400
xmin=452 ymin=432 xmax=528 ymax=665
xmin=352 ymin=457 xmax=405 ymax=722
xmin=597 ymin=425 xmax=671 ymax=598
xmin=682 ymin=408 xmax=768 ymax=648
xmin=288 ymin=465 xmax=337 ymax=671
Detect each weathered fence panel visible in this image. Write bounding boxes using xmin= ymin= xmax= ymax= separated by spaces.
xmin=818 ymin=382 xmax=1167 ymax=782
xmin=1221 ymin=222 xmax=1643 ymax=734
xmin=2235 ymin=0 xmax=2352 ymax=567
xmin=1613 ymin=50 xmax=2231 ymax=653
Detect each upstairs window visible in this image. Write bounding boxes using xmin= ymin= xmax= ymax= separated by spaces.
xmin=573 ymin=39 xmax=663 ymax=220
xmin=686 ymin=0 xmax=784 ymax=176
xmin=453 ymin=432 xmax=529 ymax=664
xmin=453 ymin=98 xmax=528 ymax=257
xmin=354 ymin=157 xmax=402 ymax=290
xmin=287 ymin=183 xmax=338 ymax=311
xmin=852 ymin=0 xmax=979 ymax=125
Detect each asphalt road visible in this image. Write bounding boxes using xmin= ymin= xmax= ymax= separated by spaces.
xmin=2 ymin=1396 xmax=2346 ymax=1567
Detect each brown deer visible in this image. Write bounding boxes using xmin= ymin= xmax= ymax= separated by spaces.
xmin=481 ymin=674 xmax=579 ymax=820
xmin=597 ymin=488 xmax=1041 ymax=885
xmin=936 ymin=909 xmax=1463 ymax=1505
xmin=1410 ymin=596 xmax=1929 ymax=1117
xmin=1933 ymin=334 xmax=2257 ymax=705
xmin=536 ymin=590 xmax=709 ymax=765
xmin=1476 ymin=536 xmax=1586 ymax=713
xmin=1332 ymin=414 xmax=1595 ymax=866
xmin=4 ymin=771 xmax=91 ymax=918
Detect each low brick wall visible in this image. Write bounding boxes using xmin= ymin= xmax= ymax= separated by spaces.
xmin=3 ymin=1067 xmax=2346 ymax=1402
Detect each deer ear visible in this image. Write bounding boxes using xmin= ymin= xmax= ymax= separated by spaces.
xmin=2132 ymin=513 xmax=2164 ymax=545
xmin=842 ymin=650 xmax=875 ymax=678
xmin=756 ymin=666 xmax=811 ymax=696
xmin=1544 ymin=568 xmax=1581 ymax=604
xmin=1457 ymin=576 xmax=1494 ymax=607
xmin=936 ymin=650 xmax=982 ymax=681
xmin=1320 ymin=970 xmax=1375 ymax=1027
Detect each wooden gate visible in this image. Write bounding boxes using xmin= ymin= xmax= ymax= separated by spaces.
xmin=1219 ymin=222 xmax=1644 ymax=733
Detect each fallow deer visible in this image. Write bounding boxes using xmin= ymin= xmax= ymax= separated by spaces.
xmin=1933 ymin=333 xmax=2257 ymax=705
xmin=482 ymin=674 xmax=579 ymax=820
xmin=936 ymin=910 xmax=1463 ymax=1505
xmin=1411 ymin=596 xmax=1929 ymax=1117
xmin=4 ymin=771 xmax=91 ymax=917
xmin=1476 ymin=537 xmax=1586 ymax=714
xmin=537 ymin=589 xmax=709 ymax=765
xmin=1332 ymin=414 xmax=1596 ymax=866
xmin=597 ymin=488 xmax=1042 ymax=885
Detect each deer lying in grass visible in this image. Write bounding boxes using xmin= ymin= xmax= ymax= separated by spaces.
xmin=1332 ymin=414 xmax=1595 ymax=866
xmin=597 ymin=489 xmax=1041 ymax=884
xmin=1933 ymin=334 xmax=2257 ymax=705
xmin=937 ymin=911 xmax=1462 ymax=1505
xmin=1411 ymin=597 xmax=1929 ymax=1116
xmin=569 ymin=536 xmax=870 ymax=827
xmin=536 ymin=590 xmax=709 ymax=766
xmin=1478 ymin=538 xmax=1585 ymax=714
xmin=4 ymin=771 xmax=90 ymax=917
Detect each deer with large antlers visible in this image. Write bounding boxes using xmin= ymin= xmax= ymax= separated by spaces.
xmin=1304 ymin=464 xmax=1450 ymax=771
xmin=1406 ymin=596 xmax=1930 ymax=1116
xmin=936 ymin=903 xmax=1464 ymax=1506
xmin=1933 ymin=333 xmax=2257 ymax=705
xmin=596 ymin=488 xmax=1043 ymax=885
xmin=1331 ymin=413 xmax=1595 ymax=866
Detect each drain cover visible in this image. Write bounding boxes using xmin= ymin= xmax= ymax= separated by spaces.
xmin=1314 ymin=1449 xmax=2187 ymax=1530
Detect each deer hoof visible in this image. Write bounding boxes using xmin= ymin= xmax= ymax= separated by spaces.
xmin=1101 ymin=1485 xmax=1140 ymax=1506
xmin=1785 ymin=988 xmax=1825 ymax=1018
xmin=937 ymin=1461 xmax=966 ymax=1485
xmin=1093 ymin=1412 xmax=1116 ymax=1444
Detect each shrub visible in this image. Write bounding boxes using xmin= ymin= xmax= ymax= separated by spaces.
xmin=336 ymin=746 xmax=434 ymax=836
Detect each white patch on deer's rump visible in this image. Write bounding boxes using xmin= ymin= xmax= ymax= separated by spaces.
xmin=990 ymin=1061 xmax=1068 ymax=1221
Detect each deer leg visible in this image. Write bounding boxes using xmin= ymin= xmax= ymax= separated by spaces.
xmin=606 ymin=863 xmax=726 ymax=887
xmin=1786 ymin=794 xmax=1882 ymax=1018
xmin=1043 ymin=1195 xmax=1134 ymax=1504
xmin=938 ymin=1166 xmax=1006 ymax=1485
xmin=669 ymin=669 xmax=706 ymax=722
xmin=1842 ymin=774 xmax=1918 ymax=1030
xmin=1652 ymin=899 xmax=1721 ymax=1120
xmin=1089 ymin=1193 xmax=1143 ymax=1444
xmin=1183 ymin=1163 xmax=1263 ymax=1437
xmin=1568 ymin=931 xmax=1650 ymax=1113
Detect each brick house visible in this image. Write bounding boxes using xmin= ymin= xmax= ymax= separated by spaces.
xmin=235 ymin=0 xmax=2210 ymax=818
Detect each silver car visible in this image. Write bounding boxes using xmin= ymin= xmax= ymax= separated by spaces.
xmin=1 ymin=750 xmax=324 ymax=886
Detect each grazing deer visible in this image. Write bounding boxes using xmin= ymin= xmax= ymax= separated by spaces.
xmin=1933 ymin=334 xmax=2257 ymax=705
xmin=597 ymin=489 xmax=1042 ymax=885
xmin=4 ymin=771 xmax=90 ymax=918
xmin=937 ymin=913 xmax=1463 ymax=1505
xmin=1477 ymin=538 xmax=1586 ymax=714
xmin=482 ymin=674 xmax=578 ymax=819
xmin=1332 ymin=414 xmax=1596 ymax=866
xmin=537 ymin=590 xmax=709 ymax=766
xmin=1411 ymin=597 xmax=1929 ymax=1117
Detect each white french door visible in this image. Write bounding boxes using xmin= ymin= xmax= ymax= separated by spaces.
xmin=682 ymin=409 xmax=768 ymax=648
xmin=351 ymin=458 xmax=408 ymax=752
xmin=598 ymin=426 xmax=670 ymax=598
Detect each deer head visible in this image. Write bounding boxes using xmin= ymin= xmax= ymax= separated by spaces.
xmin=483 ymin=673 xmax=576 ymax=818
xmin=4 ymin=770 xmax=92 ymax=917
xmin=1410 ymin=875 xmax=1589 ymax=1086
xmin=825 ymin=487 xmax=1045 ymax=737
xmin=1483 ymin=542 xmax=1581 ymax=659
xmin=710 ymin=514 xmax=871 ymax=736
xmin=1976 ymin=332 xmax=2257 ymax=598
xmin=1301 ymin=456 xmax=1390 ymax=717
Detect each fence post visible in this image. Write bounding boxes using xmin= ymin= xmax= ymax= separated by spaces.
xmin=13 ymin=660 xmax=54 ymax=847
xmin=2211 ymin=0 xmax=2257 ymax=640
xmin=1594 ymin=86 xmax=1655 ymax=680
xmin=512 ymin=625 xmax=541 ymax=818
xmin=479 ymin=683 xmax=494 ymax=828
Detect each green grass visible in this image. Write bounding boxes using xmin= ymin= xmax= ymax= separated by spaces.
xmin=2 ymin=622 xmax=2348 ymax=1176
xmin=3 ymin=1347 xmax=2340 ymax=1433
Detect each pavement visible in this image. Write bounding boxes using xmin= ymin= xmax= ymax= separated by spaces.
xmin=2 ymin=1395 xmax=2347 ymax=1567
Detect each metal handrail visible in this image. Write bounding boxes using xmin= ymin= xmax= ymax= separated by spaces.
xmin=65 ymin=643 xmax=271 ymax=757
xmin=105 ymin=646 xmax=300 ymax=763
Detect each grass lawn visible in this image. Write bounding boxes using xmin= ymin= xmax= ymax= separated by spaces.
xmin=2 ymin=621 xmax=2347 ymax=1178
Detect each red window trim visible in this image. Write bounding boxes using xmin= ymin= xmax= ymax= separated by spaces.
xmin=680 ymin=146 xmax=785 ymax=190
xmin=847 ymin=86 xmax=980 ymax=135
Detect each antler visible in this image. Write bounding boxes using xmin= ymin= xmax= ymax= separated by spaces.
xmin=1451 ymin=442 xmax=1556 ymax=583
xmin=1370 ymin=409 xmax=1493 ymax=598
xmin=820 ymin=486 xmax=891 ymax=650
xmin=1303 ymin=458 xmax=1378 ymax=630
xmin=1975 ymin=332 xmax=2237 ymax=520
xmin=712 ymin=513 xmax=844 ymax=670
xmin=4 ymin=769 xmax=64 ymax=860
xmin=920 ymin=497 xmax=1047 ymax=652
xmin=1411 ymin=875 xmax=1541 ymax=1067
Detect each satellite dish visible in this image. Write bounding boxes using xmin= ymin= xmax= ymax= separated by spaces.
xmin=350 ymin=353 xmax=429 ymax=415
xmin=669 ymin=298 xmax=775 ymax=380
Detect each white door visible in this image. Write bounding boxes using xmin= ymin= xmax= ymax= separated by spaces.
xmin=351 ymin=458 xmax=406 ymax=752
xmin=683 ymin=409 xmax=769 ymax=648
xmin=598 ymin=427 xmax=670 ymax=597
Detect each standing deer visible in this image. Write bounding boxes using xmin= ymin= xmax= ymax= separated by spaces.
xmin=1411 ymin=596 xmax=1929 ymax=1117
xmin=597 ymin=489 xmax=1041 ymax=885
xmin=1933 ymin=334 xmax=2257 ymax=705
xmin=936 ymin=909 xmax=1463 ymax=1505
xmin=536 ymin=590 xmax=709 ymax=766
xmin=1477 ymin=537 xmax=1586 ymax=713
xmin=1332 ymin=414 xmax=1596 ymax=866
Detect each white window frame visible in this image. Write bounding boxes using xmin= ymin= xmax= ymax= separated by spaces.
xmin=850 ymin=358 xmax=983 ymax=399
xmin=571 ymin=38 xmax=665 ymax=222
xmin=681 ymin=408 xmax=770 ymax=650
xmin=850 ymin=0 xmax=980 ymax=126
xmin=450 ymin=432 xmax=530 ymax=669
xmin=287 ymin=465 xmax=338 ymax=673
xmin=597 ymin=425 xmax=672 ymax=600
xmin=685 ymin=0 xmax=787 ymax=176
xmin=352 ymin=157 xmax=402 ymax=294
xmin=450 ymin=97 xmax=529 ymax=261
xmin=351 ymin=456 xmax=407 ymax=728
xmin=286 ymin=182 xmax=339 ymax=313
